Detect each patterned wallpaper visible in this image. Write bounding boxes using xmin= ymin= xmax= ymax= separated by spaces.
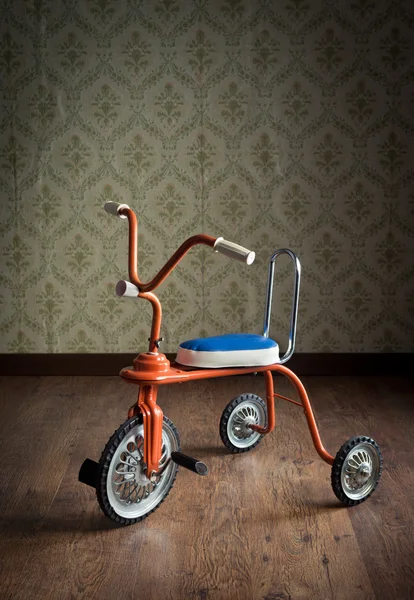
xmin=0 ymin=0 xmax=413 ymax=354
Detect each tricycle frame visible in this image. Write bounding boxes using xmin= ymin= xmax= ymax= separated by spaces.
xmin=123 ymin=355 xmax=334 ymax=478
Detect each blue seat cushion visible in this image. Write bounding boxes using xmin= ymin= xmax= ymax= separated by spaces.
xmin=176 ymin=334 xmax=280 ymax=368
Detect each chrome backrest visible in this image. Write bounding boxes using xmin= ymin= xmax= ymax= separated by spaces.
xmin=263 ymin=249 xmax=301 ymax=364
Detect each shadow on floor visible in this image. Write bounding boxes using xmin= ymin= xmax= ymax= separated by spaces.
xmin=0 ymin=512 xmax=122 ymax=537
xmin=184 ymin=445 xmax=228 ymax=457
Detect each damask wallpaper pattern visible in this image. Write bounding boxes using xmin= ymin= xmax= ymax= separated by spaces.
xmin=0 ymin=0 xmax=413 ymax=353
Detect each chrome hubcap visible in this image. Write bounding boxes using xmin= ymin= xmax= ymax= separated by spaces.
xmin=355 ymin=462 xmax=372 ymax=485
xmin=227 ymin=399 xmax=266 ymax=449
xmin=233 ymin=407 xmax=259 ymax=439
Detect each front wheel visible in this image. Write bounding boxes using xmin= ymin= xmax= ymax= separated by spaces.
xmin=96 ymin=415 xmax=180 ymax=525
xmin=331 ymin=436 xmax=383 ymax=506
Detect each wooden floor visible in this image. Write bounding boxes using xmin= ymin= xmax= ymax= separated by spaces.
xmin=0 ymin=375 xmax=413 ymax=600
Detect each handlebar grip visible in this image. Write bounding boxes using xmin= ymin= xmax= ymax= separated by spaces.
xmin=214 ymin=237 xmax=255 ymax=265
xmin=104 ymin=201 xmax=130 ymax=219
xmin=116 ymin=280 xmax=139 ymax=297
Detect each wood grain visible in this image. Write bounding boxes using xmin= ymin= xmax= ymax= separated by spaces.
xmin=0 ymin=375 xmax=413 ymax=599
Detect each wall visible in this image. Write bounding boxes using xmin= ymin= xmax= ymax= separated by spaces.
xmin=1 ymin=0 xmax=413 ymax=354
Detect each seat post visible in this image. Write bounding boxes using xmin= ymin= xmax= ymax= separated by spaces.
xmin=263 ymin=249 xmax=301 ymax=364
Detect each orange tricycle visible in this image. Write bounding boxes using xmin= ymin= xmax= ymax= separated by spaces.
xmin=79 ymin=202 xmax=383 ymax=525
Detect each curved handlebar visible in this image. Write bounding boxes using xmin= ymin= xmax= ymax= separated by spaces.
xmin=214 ymin=237 xmax=255 ymax=265
xmin=104 ymin=203 xmax=257 ymax=353
xmin=103 ymin=204 xmax=255 ymax=294
xmin=104 ymin=201 xmax=130 ymax=219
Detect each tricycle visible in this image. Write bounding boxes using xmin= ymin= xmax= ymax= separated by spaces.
xmin=79 ymin=201 xmax=383 ymax=525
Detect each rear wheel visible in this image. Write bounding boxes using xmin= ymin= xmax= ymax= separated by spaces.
xmin=331 ymin=436 xmax=382 ymax=506
xmin=220 ymin=393 xmax=267 ymax=453
xmin=97 ymin=415 xmax=180 ymax=525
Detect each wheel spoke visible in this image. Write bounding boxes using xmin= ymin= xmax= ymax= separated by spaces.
xmin=117 ymin=458 xmax=137 ymax=467
xmin=124 ymin=482 xmax=139 ymax=503
xmin=115 ymin=468 xmax=135 ymax=478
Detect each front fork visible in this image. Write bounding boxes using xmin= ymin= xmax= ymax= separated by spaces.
xmin=128 ymin=385 xmax=164 ymax=479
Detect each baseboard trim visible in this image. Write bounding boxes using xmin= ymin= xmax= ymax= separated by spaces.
xmin=0 ymin=353 xmax=411 ymax=376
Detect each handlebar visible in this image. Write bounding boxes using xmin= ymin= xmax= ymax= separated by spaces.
xmin=105 ymin=202 xmax=256 ymax=353
xmin=103 ymin=203 xmax=255 ymax=293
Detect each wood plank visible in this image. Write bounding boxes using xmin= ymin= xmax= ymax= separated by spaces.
xmin=302 ymin=376 xmax=414 ymax=600
xmin=0 ymin=376 xmax=120 ymax=597
xmin=0 ymin=376 xmax=41 ymax=426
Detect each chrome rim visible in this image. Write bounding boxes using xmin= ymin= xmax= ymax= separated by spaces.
xmin=107 ymin=421 xmax=178 ymax=519
xmin=227 ymin=398 xmax=266 ymax=449
xmin=341 ymin=442 xmax=380 ymax=500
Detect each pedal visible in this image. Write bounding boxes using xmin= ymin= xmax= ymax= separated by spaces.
xmin=171 ymin=451 xmax=208 ymax=476
xmin=78 ymin=459 xmax=99 ymax=488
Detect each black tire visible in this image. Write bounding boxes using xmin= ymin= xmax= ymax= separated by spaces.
xmin=96 ymin=415 xmax=180 ymax=526
xmin=220 ymin=393 xmax=267 ymax=453
xmin=331 ymin=436 xmax=382 ymax=506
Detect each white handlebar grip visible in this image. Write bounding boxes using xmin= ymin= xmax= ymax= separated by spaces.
xmin=116 ymin=280 xmax=139 ymax=297
xmin=104 ymin=201 xmax=130 ymax=219
xmin=214 ymin=237 xmax=255 ymax=265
